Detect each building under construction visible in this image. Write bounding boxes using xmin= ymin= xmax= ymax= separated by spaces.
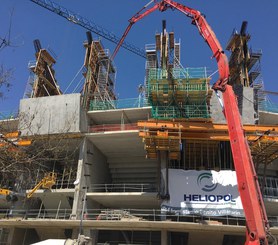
xmin=0 ymin=1 xmax=278 ymax=245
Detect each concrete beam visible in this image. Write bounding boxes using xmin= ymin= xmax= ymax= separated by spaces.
xmin=0 ymin=220 xmax=259 ymax=235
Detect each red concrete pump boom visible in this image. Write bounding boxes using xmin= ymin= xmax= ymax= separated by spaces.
xmin=113 ymin=1 xmax=271 ymax=244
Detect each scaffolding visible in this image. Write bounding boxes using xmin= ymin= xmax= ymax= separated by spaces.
xmin=226 ymin=22 xmax=267 ymax=120
xmin=25 ymin=40 xmax=62 ymax=98
xmin=138 ymin=121 xmax=278 ymax=161
xmin=147 ymin=67 xmax=212 ymax=120
xmin=82 ymin=34 xmax=116 ymax=110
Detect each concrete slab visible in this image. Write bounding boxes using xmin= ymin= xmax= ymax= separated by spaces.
xmin=86 ymin=131 xmax=147 ymax=159
xmin=0 ymin=219 xmax=267 ymax=235
xmin=26 ymin=189 xmax=75 ymax=210
xmin=259 ymin=111 xmax=278 ymax=125
xmin=31 ymin=239 xmax=66 ymax=245
xmin=87 ymin=192 xmax=160 ymax=209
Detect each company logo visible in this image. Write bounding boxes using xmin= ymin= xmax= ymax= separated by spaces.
xmin=197 ymin=173 xmax=218 ymax=192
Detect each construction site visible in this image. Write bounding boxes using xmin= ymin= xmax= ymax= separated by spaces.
xmin=0 ymin=0 xmax=278 ymax=245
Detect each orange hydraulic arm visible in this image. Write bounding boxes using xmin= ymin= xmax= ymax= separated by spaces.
xmin=113 ymin=1 xmax=270 ymax=244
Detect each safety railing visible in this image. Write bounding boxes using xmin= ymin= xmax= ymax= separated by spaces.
xmin=27 ymin=179 xmax=75 ymax=190
xmin=89 ymin=123 xmax=138 ymax=133
xmin=259 ymin=100 xmax=278 ymax=113
xmin=258 ymin=176 xmax=278 ymax=199
xmin=151 ymin=104 xmax=210 ymax=119
xmin=145 ymin=44 xmax=156 ymax=52
xmin=90 ymin=98 xmax=149 ymax=111
xmin=0 ymin=208 xmax=277 ymax=228
xmin=0 ymin=110 xmax=18 ymax=120
xmin=0 ymin=208 xmax=72 ymax=220
xmin=28 ymin=60 xmax=37 ymax=69
xmin=89 ymin=184 xmax=157 ymax=193
xmin=148 ymin=67 xmax=208 ymax=80
xmin=53 ymin=179 xmax=75 ymax=189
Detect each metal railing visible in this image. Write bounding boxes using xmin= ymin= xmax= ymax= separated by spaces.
xmin=0 ymin=110 xmax=18 ymax=120
xmin=90 ymin=98 xmax=149 ymax=111
xmin=148 ymin=67 xmax=208 ymax=80
xmin=259 ymin=100 xmax=278 ymax=113
xmin=28 ymin=179 xmax=75 ymax=190
xmin=89 ymin=184 xmax=157 ymax=193
xmin=0 ymin=208 xmax=277 ymax=228
xmin=0 ymin=208 xmax=72 ymax=220
xmin=89 ymin=123 xmax=138 ymax=133
xmin=258 ymin=176 xmax=278 ymax=199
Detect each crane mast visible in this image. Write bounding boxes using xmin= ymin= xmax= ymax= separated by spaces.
xmin=113 ymin=1 xmax=270 ymax=244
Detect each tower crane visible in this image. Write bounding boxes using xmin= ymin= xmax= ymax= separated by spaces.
xmin=112 ymin=1 xmax=273 ymax=244
xmin=30 ymin=0 xmax=146 ymax=58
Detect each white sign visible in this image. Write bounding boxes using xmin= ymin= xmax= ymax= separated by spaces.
xmin=161 ymin=169 xmax=244 ymax=217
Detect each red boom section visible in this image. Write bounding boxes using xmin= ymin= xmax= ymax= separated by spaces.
xmin=163 ymin=1 xmax=269 ymax=244
xmin=112 ymin=1 xmax=269 ymax=244
xmin=223 ymin=87 xmax=268 ymax=245
xmin=162 ymin=0 xmax=230 ymax=91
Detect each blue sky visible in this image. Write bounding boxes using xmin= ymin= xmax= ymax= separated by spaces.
xmin=1 ymin=0 xmax=278 ymax=114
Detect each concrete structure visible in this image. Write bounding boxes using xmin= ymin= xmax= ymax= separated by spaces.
xmin=0 ymin=90 xmax=277 ymax=244
xmin=0 ymin=21 xmax=277 ymax=245
xmin=19 ymin=93 xmax=87 ymax=136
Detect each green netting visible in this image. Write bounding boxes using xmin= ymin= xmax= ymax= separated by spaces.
xmin=90 ymin=98 xmax=149 ymax=111
xmin=148 ymin=67 xmax=208 ymax=80
xmin=148 ymin=80 xmax=207 ymax=92
xmin=151 ymin=104 xmax=210 ymax=119
xmin=147 ymin=67 xmax=211 ymax=120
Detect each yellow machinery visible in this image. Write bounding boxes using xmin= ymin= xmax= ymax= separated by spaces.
xmin=0 ymin=188 xmax=18 ymax=202
xmin=27 ymin=172 xmax=57 ymax=198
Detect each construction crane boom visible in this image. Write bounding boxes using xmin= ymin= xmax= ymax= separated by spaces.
xmin=113 ymin=1 xmax=271 ymax=244
xmin=30 ymin=0 xmax=146 ymax=58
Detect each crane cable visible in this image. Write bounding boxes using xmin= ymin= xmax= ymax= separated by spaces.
xmin=64 ymin=65 xmax=84 ymax=93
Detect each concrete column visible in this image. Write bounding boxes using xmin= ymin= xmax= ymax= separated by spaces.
xmin=188 ymin=231 xmax=224 ymax=245
xmin=157 ymin=151 xmax=161 ymax=194
xmin=71 ymin=139 xmax=87 ymax=220
xmin=9 ymin=228 xmax=27 ymax=245
xmin=160 ymin=151 xmax=167 ymax=169
xmin=160 ymin=151 xmax=168 ymax=197
xmin=90 ymin=229 xmax=98 ymax=245
xmin=161 ymin=230 xmax=168 ymax=245
xmin=7 ymin=228 xmax=15 ymax=245
xmin=87 ymin=140 xmax=110 ymax=187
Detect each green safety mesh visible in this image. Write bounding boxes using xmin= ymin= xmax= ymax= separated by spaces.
xmin=151 ymin=104 xmax=210 ymax=119
xmin=90 ymin=98 xmax=148 ymax=111
xmin=88 ymin=67 xmax=212 ymax=120
xmin=147 ymin=68 xmax=211 ymax=119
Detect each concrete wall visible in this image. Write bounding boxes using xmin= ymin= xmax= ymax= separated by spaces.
xmin=210 ymin=86 xmax=255 ymax=125
xmin=19 ymin=94 xmax=87 ymax=136
xmin=87 ymin=139 xmax=110 ymax=185
xmin=71 ymin=138 xmax=110 ymax=217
